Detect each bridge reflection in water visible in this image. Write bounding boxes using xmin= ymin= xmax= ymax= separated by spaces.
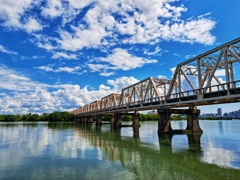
xmin=73 ymin=123 xmax=240 ymax=180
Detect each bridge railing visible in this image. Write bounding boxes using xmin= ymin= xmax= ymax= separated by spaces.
xmin=229 ymin=80 xmax=240 ymax=94
xmin=73 ymin=80 xmax=240 ymax=115
xmin=165 ymin=80 xmax=240 ymax=103
xmin=166 ymin=88 xmax=198 ymax=102
xmin=203 ymin=83 xmax=227 ymax=98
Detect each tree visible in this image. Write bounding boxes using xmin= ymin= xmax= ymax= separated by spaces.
xmin=3 ymin=115 xmax=20 ymax=122
xmin=48 ymin=111 xmax=73 ymax=121
xmin=171 ymin=114 xmax=181 ymax=120
xmin=121 ymin=115 xmax=132 ymax=121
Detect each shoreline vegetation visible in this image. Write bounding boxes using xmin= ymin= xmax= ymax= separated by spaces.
xmin=0 ymin=112 xmax=235 ymax=122
xmin=0 ymin=112 xmax=73 ymax=122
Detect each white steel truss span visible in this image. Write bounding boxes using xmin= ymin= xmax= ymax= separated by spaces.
xmin=72 ymin=38 xmax=240 ymax=116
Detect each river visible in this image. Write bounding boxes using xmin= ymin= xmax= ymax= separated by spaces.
xmin=0 ymin=120 xmax=240 ymax=180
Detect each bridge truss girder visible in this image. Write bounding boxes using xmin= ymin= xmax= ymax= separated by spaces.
xmin=101 ymin=93 xmax=121 ymax=110
xmin=119 ymin=77 xmax=172 ymax=107
xmin=89 ymin=100 xmax=101 ymax=112
xmin=168 ymin=38 xmax=240 ymax=98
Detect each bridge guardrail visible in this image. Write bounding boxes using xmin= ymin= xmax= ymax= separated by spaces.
xmin=166 ymin=80 xmax=240 ymax=103
xmin=74 ymin=80 xmax=240 ymax=115
xmin=229 ymin=80 xmax=240 ymax=94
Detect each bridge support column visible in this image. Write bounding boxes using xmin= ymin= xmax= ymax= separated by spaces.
xmin=186 ymin=107 xmax=203 ymax=133
xmin=110 ymin=113 xmax=115 ymax=124
xmin=157 ymin=109 xmax=172 ymax=133
xmin=114 ymin=113 xmax=122 ymax=127
xmin=96 ymin=115 xmax=102 ymax=126
xmin=157 ymin=107 xmax=203 ymax=134
xmin=79 ymin=117 xmax=83 ymax=123
xmin=87 ymin=117 xmax=93 ymax=123
xmin=82 ymin=117 xmax=86 ymax=123
xmin=132 ymin=111 xmax=141 ymax=127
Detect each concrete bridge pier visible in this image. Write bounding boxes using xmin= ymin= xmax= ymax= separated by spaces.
xmin=96 ymin=115 xmax=102 ymax=126
xmin=157 ymin=107 xmax=203 ymax=134
xmin=110 ymin=113 xmax=115 ymax=124
xmin=157 ymin=109 xmax=172 ymax=133
xmin=132 ymin=111 xmax=141 ymax=127
xmin=185 ymin=107 xmax=203 ymax=134
xmin=83 ymin=118 xmax=87 ymax=123
xmin=114 ymin=112 xmax=122 ymax=127
xmin=87 ymin=116 xmax=93 ymax=123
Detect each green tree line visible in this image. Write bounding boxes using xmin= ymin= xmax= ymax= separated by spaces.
xmin=0 ymin=113 xmax=162 ymax=122
xmin=99 ymin=114 xmax=233 ymax=121
xmin=100 ymin=114 xmax=186 ymax=121
xmin=0 ymin=111 xmax=73 ymax=122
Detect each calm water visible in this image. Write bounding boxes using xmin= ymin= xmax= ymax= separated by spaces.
xmin=0 ymin=120 xmax=240 ymax=180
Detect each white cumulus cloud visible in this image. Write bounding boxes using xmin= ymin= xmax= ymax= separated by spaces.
xmin=0 ymin=0 xmax=43 ymax=33
xmin=87 ymin=48 xmax=158 ymax=75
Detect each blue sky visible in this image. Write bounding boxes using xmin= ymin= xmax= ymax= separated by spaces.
xmin=0 ymin=0 xmax=239 ymax=115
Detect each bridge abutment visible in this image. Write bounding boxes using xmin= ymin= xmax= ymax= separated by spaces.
xmin=157 ymin=107 xmax=203 ymax=134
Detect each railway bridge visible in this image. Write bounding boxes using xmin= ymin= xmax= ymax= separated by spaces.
xmin=72 ymin=38 xmax=240 ymax=134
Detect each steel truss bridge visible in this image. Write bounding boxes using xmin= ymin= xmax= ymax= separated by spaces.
xmin=73 ymin=38 xmax=240 ymax=116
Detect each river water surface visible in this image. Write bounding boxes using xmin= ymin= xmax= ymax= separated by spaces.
xmin=0 ymin=120 xmax=240 ymax=180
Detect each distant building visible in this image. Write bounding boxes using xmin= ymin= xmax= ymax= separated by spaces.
xmin=217 ymin=108 xmax=222 ymax=116
xmin=200 ymin=113 xmax=215 ymax=117
xmin=223 ymin=112 xmax=228 ymax=116
xmin=222 ymin=109 xmax=240 ymax=118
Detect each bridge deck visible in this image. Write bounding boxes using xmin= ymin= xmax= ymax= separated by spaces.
xmin=74 ymin=80 xmax=240 ymax=117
